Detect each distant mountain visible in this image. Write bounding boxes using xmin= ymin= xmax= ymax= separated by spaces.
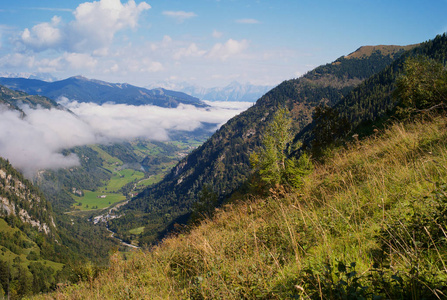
xmin=180 ymin=82 xmax=273 ymax=102
xmin=147 ymin=81 xmax=272 ymax=102
xmin=116 ymin=44 xmax=416 ymax=246
xmin=0 ymin=72 xmax=58 ymax=82
xmin=0 ymin=76 xmax=207 ymax=108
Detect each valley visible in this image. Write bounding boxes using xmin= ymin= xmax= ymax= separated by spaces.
xmin=0 ymin=1 xmax=444 ymax=299
xmin=0 ymin=23 xmax=446 ymax=300
xmin=54 ymin=136 xmax=210 ymax=230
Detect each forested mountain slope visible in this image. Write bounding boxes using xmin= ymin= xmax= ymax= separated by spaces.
xmin=296 ymin=33 xmax=447 ymax=149
xmin=0 ymin=157 xmax=65 ymax=298
xmin=0 ymin=155 xmax=121 ymax=298
xmin=118 ymin=44 xmax=415 ymax=245
xmin=0 ymin=158 xmax=56 ymax=236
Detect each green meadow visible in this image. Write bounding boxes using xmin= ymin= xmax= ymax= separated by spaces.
xmin=73 ymin=191 xmax=126 ymax=211
xmin=107 ymin=169 xmax=145 ymax=192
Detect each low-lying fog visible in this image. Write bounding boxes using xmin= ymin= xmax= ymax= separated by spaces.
xmin=0 ymin=99 xmax=253 ymax=178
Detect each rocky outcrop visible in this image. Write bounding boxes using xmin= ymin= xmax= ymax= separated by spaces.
xmin=0 ymin=164 xmax=55 ymax=234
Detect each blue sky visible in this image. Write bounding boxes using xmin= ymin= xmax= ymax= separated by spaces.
xmin=0 ymin=0 xmax=446 ymax=88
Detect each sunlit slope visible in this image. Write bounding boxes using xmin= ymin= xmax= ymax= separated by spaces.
xmin=119 ymin=44 xmax=415 ymax=246
xmin=38 ymin=114 xmax=447 ymax=299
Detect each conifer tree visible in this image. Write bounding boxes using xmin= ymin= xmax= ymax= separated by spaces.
xmin=250 ymin=107 xmax=292 ymax=187
xmin=250 ymin=107 xmax=313 ymax=190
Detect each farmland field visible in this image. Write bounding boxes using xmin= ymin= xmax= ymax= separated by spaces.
xmin=72 ymin=191 xmax=126 ymax=211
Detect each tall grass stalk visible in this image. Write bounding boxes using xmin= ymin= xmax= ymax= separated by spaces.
xmin=33 ymin=115 xmax=447 ymax=299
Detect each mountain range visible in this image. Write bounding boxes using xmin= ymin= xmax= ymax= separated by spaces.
xmin=0 ymin=76 xmax=206 ymax=108
xmin=147 ymin=81 xmax=272 ymax=102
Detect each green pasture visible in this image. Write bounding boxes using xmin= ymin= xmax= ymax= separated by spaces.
xmin=73 ymin=191 xmax=126 ymax=211
xmin=107 ymin=169 xmax=145 ymax=192
xmin=69 ymin=139 xmax=205 ymax=212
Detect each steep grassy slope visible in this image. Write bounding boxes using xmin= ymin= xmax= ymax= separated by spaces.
xmin=38 ymin=114 xmax=447 ymax=299
xmin=117 ymin=44 xmax=415 ymax=246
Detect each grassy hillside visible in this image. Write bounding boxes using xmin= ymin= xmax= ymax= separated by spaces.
xmin=37 ymin=114 xmax=447 ymax=299
xmin=119 ymin=44 xmax=413 ymax=246
xmin=344 ymin=44 xmax=417 ymax=59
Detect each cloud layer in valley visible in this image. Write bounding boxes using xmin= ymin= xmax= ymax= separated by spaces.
xmin=0 ymin=100 xmax=252 ymax=178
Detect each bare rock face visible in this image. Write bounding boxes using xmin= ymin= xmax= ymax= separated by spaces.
xmin=0 ymin=160 xmax=55 ymax=235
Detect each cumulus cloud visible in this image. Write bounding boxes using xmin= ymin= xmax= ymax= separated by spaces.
xmin=20 ymin=0 xmax=151 ymax=52
xmin=207 ymin=39 xmax=249 ymax=60
xmin=162 ymin=11 xmax=197 ymax=23
xmin=21 ymin=16 xmax=63 ymax=50
xmin=0 ymin=100 xmax=251 ymax=178
xmin=68 ymin=0 xmax=150 ymax=52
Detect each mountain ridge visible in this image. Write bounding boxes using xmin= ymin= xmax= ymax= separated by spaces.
xmin=0 ymin=76 xmax=206 ymax=108
xmin=344 ymin=44 xmax=419 ymax=59
xmin=0 ymin=84 xmax=63 ymax=114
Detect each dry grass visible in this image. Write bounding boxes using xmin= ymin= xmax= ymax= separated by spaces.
xmin=33 ymin=115 xmax=447 ymax=299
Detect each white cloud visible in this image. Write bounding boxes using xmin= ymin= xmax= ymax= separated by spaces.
xmin=162 ymin=11 xmax=197 ymax=23
xmin=68 ymin=0 xmax=150 ymax=52
xmin=203 ymin=100 xmax=253 ymax=110
xmin=207 ymin=39 xmax=249 ymax=60
xmin=20 ymin=0 xmax=151 ymax=53
xmin=21 ymin=16 xmax=63 ymax=50
xmin=0 ymin=106 xmax=93 ymax=178
xmin=0 ymin=53 xmax=32 ymax=68
xmin=173 ymin=43 xmax=206 ymax=60
xmin=64 ymin=52 xmax=98 ymax=69
xmin=235 ymin=19 xmax=260 ymax=24
xmin=0 ymin=100 xmax=250 ymax=178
